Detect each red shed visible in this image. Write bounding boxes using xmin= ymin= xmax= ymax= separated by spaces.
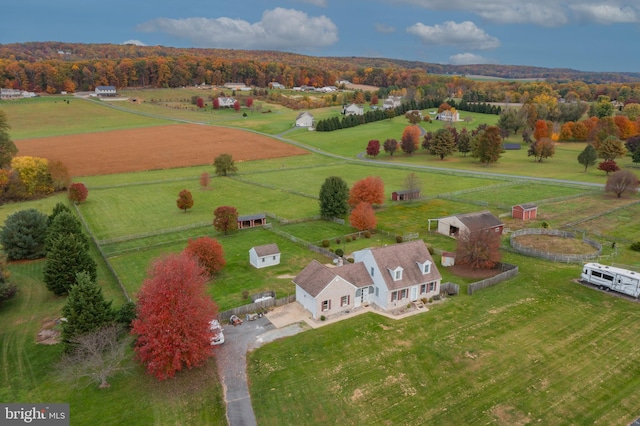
xmin=512 ymin=203 xmax=538 ymax=220
xmin=391 ymin=189 xmax=420 ymax=201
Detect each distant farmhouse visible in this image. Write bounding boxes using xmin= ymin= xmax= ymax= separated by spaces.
xmin=294 ymin=240 xmax=441 ymax=319
xmin=295 ymin=112 xmax=314 ymax=128
xmin=95 ymin=86 xmax=117 ymax=97
xmin=436 ymin=109 xmax=460 ymax=122
xmin=269 ymin=82 xmax=285 ymax=89
xmin=343 ymin=103 xmax=364 ymax=116
xmin=218 ymin=96 xmax=236 ymax=108
xmin=383 ymin=96 xmax=403 ymax=110
xmin=0 ymin=88 xmax=36 ymax=100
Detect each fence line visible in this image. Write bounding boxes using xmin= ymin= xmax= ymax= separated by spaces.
xmin=440 ymin=282 xmax=460 ymax=296
xmin=72 ymin=203 xmax=131 ymax=302
xmin=562 ymin=199 xmax=640 ymax=229
xmin=468 ymin=262 xmax=519 ymax=295
xmin=98 ymin=221 xmax=211 ymax=245
xmin=510 ymin=228 xmax=602 ymax=263
xmin=218 ymin=294 xmax=297 ymax=322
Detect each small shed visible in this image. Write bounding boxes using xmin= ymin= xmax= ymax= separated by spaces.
xmin=441 ymin=251 xmax=456 ymax=267
xmin=237 ymin=213 xmax=266 ymax=229
xmin=512 ymin=203 xmax=538 ymax=220
xmin=249 ymin=244 xmax=280 ymax=269
xmin=392 ymin=189 xmax=420 ymax=201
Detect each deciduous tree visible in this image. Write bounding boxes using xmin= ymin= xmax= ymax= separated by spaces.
xmin=0 ymin=111 xmax=18 ymax=169
xmin=184 ymin=236 xmax=226 ymax=277
xmin=233 ymin=101 xmax=241 ymax=112
xmin=11 ymin=156 xmax=53 ymax=196
xmin=598 ymin=160 xmax=620 ymax=175
xmin=366 ymin=139 xmax=380 ymax=157
xmin=213 ymin=206 xmax=238 ymax=234
xmin=47 ymin=160 xmax=71 ymax=191
xmin=429 ymin=128 xmax=457 ymax=160
xmin=131 ymin=253 xmax=218 ymax=380
xmin=533 ymin=119 xmax=550 ymax=141
xmin=405 ymin=110 xmax=422 ymax=125
xmin=349 ymin=202 xmax=377 ymax=231
xmin=61 ymin=272 xmax=115 ymax=352
xmin=68 ymin=182 xmax=88 ymax=203
xmin=605 ymin=170 xmax=639 ymax=198
xmin=403 ymin=172 xmax=421 ymax=200
xmin=319 ymin=176 xmax=349 ymax=219
xmin=401 ymin=126 xmax=420 ymax=155
xmin=176 ymin=189 xmax=194 ymax=213
xmin=199 ymin=172 xmax=211 ymax=190
xmin=213 ymin=153 xmax=238 ymax=176
xmin=457 ymin=129 xmax=471 ymax=156
xmin=527 ymin=138 xmax=556 ymax=162
xmin=383 ymin=138 xmax=398 ymax=156
xmin=456 ymin=230 xmax=502 ymax=269
xmin=577 ymin=144 xmax=598 ymax=172
xmin=0 ymin=208 xmax=48 ymax=260
xmin=349 ymin=176 xmax=385 ymax=207
xmin=196 ymin=97 xmax=204 ymax=108
xmin=596 ymin=136 xmax=627 ymax=161
xmin=471 ymin=126 xmax=503 ymax=165
xmin=43 ymin=234 xmax=97 ymax=296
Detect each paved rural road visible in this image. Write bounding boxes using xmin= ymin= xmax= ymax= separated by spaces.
xmin=215 ymin=316 xmax=306 ymax=426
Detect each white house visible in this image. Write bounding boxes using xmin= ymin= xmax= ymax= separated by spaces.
xmin=218 ymin=96 xmax=236 ymax=108
xmin=0 ymin=89 xmax=22 ymax=100
xmin=436 ymin=211 xmax=504 ymax=239
xmin=436 ymin=110 xmax=460 ymax=122
xmin=95 ymin=86 xmax=117 ymax=97
xmin=343 ymin=103 xmax=364 ymax=116
xmin=269 ymin=82 xmax=285 ymax=89
xmin=294 ymin=240 xmax=442 ymax=319
xmin=295 ymin=112 xmax=314 ymax=128
xmin=249 ymin=244 xmax=281 ymax=269
xmin=382 ymin=96 xmax=402 ymax=110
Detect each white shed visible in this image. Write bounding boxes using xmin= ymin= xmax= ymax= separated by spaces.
xmin=295 ymin=112 xmax=314 ymax=127
xmin=249 ymin=244 xmax=280 ymax=269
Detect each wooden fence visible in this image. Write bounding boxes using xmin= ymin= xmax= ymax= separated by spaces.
xmin=467 ymin=262 xmax=519 ymax=295
xmin=510 ymin=228 xmax=602 ymax=263
xmin=440 ymin=282 xmax=460 ymax=296
xmin=218 ymin=294 xmax=297 ymax=322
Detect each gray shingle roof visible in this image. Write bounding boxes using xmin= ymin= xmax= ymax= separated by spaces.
xmin=368 ymin=240 xmax=441 ymax=291
xmin=293 ymin=260 xmax=372 ymax=297
xmin=455 ymin=210 xmax=503 ymax=233
xmin=253 ymin=244 xmax=279 ymax=257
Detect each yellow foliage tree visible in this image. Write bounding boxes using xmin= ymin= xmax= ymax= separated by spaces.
xmin=10 ymin=156 xmax=53 ymax=196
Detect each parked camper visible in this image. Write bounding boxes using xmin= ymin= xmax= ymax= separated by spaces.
xmin=581 ymin=263 xmax=640 ymax=298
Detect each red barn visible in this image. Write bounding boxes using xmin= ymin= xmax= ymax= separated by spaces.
xmin=391 ymin=189 xmax=420 ymax=201
xmin=512 ymin=203 xmax=538 ymax=220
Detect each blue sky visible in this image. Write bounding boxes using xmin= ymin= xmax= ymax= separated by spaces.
xmin=3 ymin=0 xmax=639 ymax=72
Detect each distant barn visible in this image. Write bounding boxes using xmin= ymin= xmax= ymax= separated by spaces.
xmin=392 ymin=189 xmax=420 ymax=201
xmin=237 ymin=213 xmax=266 ymax=229
xmin=512 ymin=203 xmax=538 ymax=220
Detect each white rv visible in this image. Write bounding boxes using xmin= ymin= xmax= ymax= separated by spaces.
xmin=581 ymin=263 xmax=640 ymax=298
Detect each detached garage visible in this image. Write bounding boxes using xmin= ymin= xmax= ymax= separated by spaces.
xmin=249 ymin=244 xmax=280 ymax=269
xmin=436 ymin=210 xmax=504 ymax=239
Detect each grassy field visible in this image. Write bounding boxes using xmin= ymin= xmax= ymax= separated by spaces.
xmin=2 ymin=91 xmax=640 ymax=425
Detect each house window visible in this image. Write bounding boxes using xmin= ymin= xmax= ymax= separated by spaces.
xmin=395 ymin=270 xmax=402 ymax=280
xmin=272 ymin=256 xmax=276 ymax=260
xmin=429 ymin=282 xmax=435 ymax=292
xmin=391 ymin=291 xmax=398 ymax=302
xmin=400 ymin=289 xmax=407 ymax=299
xmin=370 ymin=267 xmax=374 ymax=277
xmin=375 ymin=287 xmax=379 ymax=297
xmin=420 ymin=284 xmax=427 ymax=294
xmin=341 ymin=295 xmax=350 ymax=307
xmin=261 ymin=258 xmax=265 ymax=263
xmin=322 ymin=300 xmax=331 ymax=311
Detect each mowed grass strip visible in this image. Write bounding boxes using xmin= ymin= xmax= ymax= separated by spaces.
xmin=1 ymin=97 xmax=170 ymax=140
xmin=249 ymin=259 xmax=640 ymax=425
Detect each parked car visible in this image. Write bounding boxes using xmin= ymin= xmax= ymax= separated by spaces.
xmin=209 ymin=319 xmax=224 ymax=346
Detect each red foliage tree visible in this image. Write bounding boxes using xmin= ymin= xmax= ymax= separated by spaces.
xmin=401 ymin=126 xmax=420 ymax=155
xmin=533 ymin=119 xmax=550 ymax=141
xmin=370 ymin=94 xmax=378 ymax=106
xmin=199 ymin=172 xmax=211 ymax=190
xmin=68 ymin=182 xmax=88 ymax=203
xmin=349 ymin=176 xmax=385 ymax=207
xmin=196 ymin=97 xmax=204 ymax=108
xmin=176 ymin=189 xmax=194 ymax=212
xmin=213 ymin=206 xmax=238 ymax=235
xmin=597 ymin=160 xmax=620 ymax=175
xmin=184 ymin=236 xmax=226 ymax=276
xmin=246 ymin=98 xmax=254 ymax=108
xmin=366 ymin=140 xmax=380 ymax=157
xmin=131 ymin=252 xmax=218 ymax=380
xmin=349 ymin=202 xmax=377 ymax=231
xmin=233 ymin=101 xmax=241 ymax=112
xmin=456 ymin=230 xmax=502 ymax=269
xmin=213 ymin=98 xmax=220 ymax=109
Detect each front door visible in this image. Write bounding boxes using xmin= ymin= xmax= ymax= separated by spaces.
xmin=411 ymin=286 xmax=418 ymax=301
xmin=360 ymin=287 xmax=369 ymax=305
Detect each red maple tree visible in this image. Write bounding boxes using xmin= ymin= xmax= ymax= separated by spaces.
xmin=246 ymin=97 xmax=254 ymax=108
xmin=213 ymin=206 xmax=239 ymax=234
xmin=456 ymin=230 xmax=501 ymax=269
xmin=598 ymin=160 xmax=620 ymax=175
xmin=349 ymin=176 xmax=385 ymax=207
xmin=366 ymin=140 xmax=380 ymax=157
xmin=131 ymin=252 xmax=218 ymax=380
xmin=184 ymin=236 xmax=226 ymax=276
xmin=176 ymin=189 xmax=194 ymax=212
xmin=350 ymin=202 xmax=377 ymax=231
xmin=233 ymin=101 xmax=241 ymax=112
xmin=68 ymin=182 xmax=88 ymax=203
xmin=199 ymin=172 xmax=211 ymax=190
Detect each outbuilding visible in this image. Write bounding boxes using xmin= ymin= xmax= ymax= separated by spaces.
xmin=436 ymin=210 xmax=504 ymax=239
xmin=237 ymin=213 xmax=266 ymax=229
xmin=512 ymin=203 xmax=538 ymax=220
xmin=392 ymin=189 xmax=420 ymax=201
xmin=249 ymin=244 xmax=280 ymax=269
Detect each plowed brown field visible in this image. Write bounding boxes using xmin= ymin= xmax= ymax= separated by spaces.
xmin=15 ymin=124 xmax=308 ymax=177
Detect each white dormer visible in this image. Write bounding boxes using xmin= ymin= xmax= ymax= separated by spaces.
xmin=389 ymin=266 xmax=403 ymax=281
xmin=417 ymin=260 xmax=432 ymax=274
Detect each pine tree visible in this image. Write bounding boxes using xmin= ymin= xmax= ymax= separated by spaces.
xmin=0 ymin=208 xmax=48 ymax=260
xmin=47 ymin=202 xmax=72 ymax=226
xmin=62 ymin=272 xmax=115 ymax=351
xmin=319 ymin=176 xmax=349 ymax=219
xmin=44 ymin=234 xmax=97 ymax=296
xmin=45 ymin=210 xmax=88 ymax=253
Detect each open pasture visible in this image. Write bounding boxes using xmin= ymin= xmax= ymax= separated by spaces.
xmin=15 ymin=123 xmax=308 ymax=177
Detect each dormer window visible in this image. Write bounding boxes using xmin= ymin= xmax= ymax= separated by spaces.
xmin=389 ymin=267 xmax=403 ymax=281
xmin=417 ymin=260 xmax=431 ymax=274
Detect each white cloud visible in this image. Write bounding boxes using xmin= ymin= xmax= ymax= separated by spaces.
xmin=389 ymin=0 xmax=640 ymax=26
xmin=449 ymin=52 xmax=496 ymax=65
xmin=407 ymin=21 xmax=499 ymax=50
xmin=122 ymin=39 xmax=146 ymax=46
xmin=137 ymin=8 xmax=338 ymax=50
xmin=375 ymin=23 xmax=396 ymax=33
xmin=569 ymin=4 xmax=638 ymax=24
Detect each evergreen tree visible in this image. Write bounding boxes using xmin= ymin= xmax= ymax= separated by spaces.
xmin=319 ymin=176 xmax=349 ymax=219
xmin=0 ymin=209 xmax=48 ymax=260
xmin=47 ymin=202 xmax=72 ymax=226
xmin=44 ymin=234 xmax=97 ymax=296
xmin=61 ymin=272 xmax=115 ymax=352
xmin=45 ymin=210 xmax=88 ymax=253
xmin=0 ymin=111 xmax=18 ymax=169
xmin=578 ymin=144 xmax=598 ymax=172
